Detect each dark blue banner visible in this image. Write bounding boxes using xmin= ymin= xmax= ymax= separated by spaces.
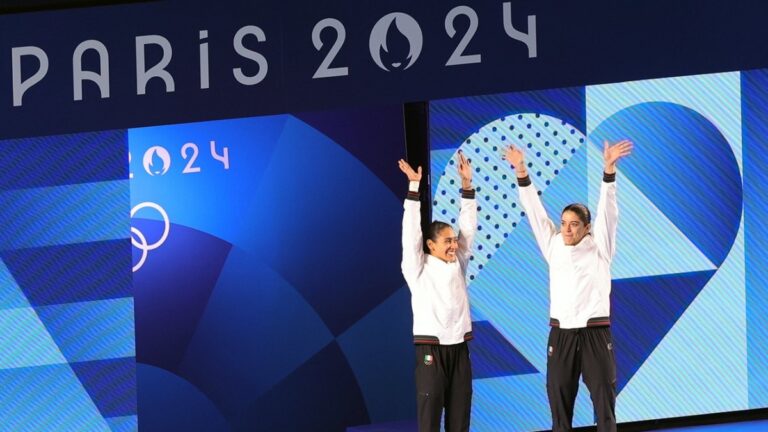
xmin=2 ymin=0 xmax=768 ymax=138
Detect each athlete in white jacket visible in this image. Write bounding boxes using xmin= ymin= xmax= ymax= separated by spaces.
xmin=504 ymin=140 xmax=632 ymax=432
xmin=399 ymin=152 xmax=476 ymax=432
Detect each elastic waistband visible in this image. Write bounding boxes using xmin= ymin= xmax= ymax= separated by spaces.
xmin=413 ymin=331 xmax=473 ymax=345
xmin=549 ymin=316 xmax=610 ymax=328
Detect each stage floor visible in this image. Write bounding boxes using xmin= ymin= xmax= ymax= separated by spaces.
xmin=347 ymin=418 xmax=768 ymax=432
xmin=660 ymin=419 xmax=768 ymax=431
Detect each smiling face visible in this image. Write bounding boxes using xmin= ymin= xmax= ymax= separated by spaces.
xmin=561 ymin=210 xmax=591 ymax=246
xmin=427 ymin=226 xmax=459 ymax=263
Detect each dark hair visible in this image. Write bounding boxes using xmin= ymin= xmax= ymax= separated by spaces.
xmin=425 ymin=221 xmax=452 ymax=252
xmin=562 ymin=203 xmax=591 ymax=225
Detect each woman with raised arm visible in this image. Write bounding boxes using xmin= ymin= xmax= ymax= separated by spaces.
xmin=503 ymin=140 xmax=632 ymax=432
xmin=399 ymin=151 xmax=477 ymax=432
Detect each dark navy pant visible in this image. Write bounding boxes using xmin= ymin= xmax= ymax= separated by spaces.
xmin=414 ymin=342 xmax=472 ymax=432
xmin=547 ymin=326 xmax=617 ymax=432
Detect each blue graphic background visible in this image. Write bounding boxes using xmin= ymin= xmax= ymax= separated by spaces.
xmin=3 ymin=71 xmax=762 ymax=432
xmin=742 ymin=69 xmax=768 ymax=411
xmin=0 ymin=132 xmax=135 ymax=431
xmin=429 ymin=71 xmax=757 ymax=430
xmin=129 ymin=107 xmax=415 ymax=431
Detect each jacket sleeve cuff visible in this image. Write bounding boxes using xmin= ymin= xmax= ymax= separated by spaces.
xmin=461 ymin=189 xmax=475 ymax=199
xmin=603 ymin=172 xmax=616 ymax=183
xmin=517 ymin=175 xmax=532 ymax=187
xmin=406 ymin=181 xmax=420 ymax=200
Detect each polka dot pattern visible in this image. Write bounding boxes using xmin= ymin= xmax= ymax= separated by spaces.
xmin=433 ymin=113 xmax=588 ymax=282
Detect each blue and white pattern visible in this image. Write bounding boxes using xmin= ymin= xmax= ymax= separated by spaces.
xmin=0 ymin=131 xmax=135 ymax=431
xmin=430 ymin=71 xmax=751 ymax=431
